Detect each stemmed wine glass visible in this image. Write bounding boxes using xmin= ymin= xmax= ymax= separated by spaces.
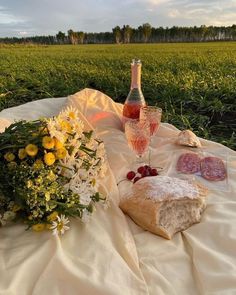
xmin=125 ymin=119 xmax=150 ymax=165
xmin=139 ymin=106 xmax=162 ymax=138
xmin=139 ymin=106 xmax=162 ymax=165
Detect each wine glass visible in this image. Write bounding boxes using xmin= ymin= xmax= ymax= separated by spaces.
xmin=139 ymin=106 xmax=162 ymax=138
xmin=139 ymin=106 xmax=162 ymax=165
xmin=125 ymin=119 xmax=150 ymax=164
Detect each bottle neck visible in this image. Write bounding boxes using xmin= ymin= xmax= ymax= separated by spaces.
xmin=131 ymin=63 xmax=141 ymax=89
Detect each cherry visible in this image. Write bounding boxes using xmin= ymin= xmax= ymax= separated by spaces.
xmin=137 ymin=166 xmax=145 ymax=174
xmin=133 ymin=176 xmax=142 ymax=183
xmin=144 ymin=165 xmax=151 ymax=171
xmin=150 ymin=168 xmax=158 ymax=176
xmin=141 ymin=168 xmax=150 ymax=177
xmin=126 ymin=164 xmax=159 ymax=185
xmin=126 ymin=171 xmax=136 ymax=180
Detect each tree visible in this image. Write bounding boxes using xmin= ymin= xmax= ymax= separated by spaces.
xmin=2 ymin=24 xmax=236 ymax=45
xmin=112 ymin=26 xmax=122 ymax=44
xmin=122 ymin=25 xmax=132 ymax=43
xmin=56 ymin=31 xmax=66 ymax=44
xmin=77 ymin=31 xmax=85 ymax=44
xmin=67 ymin=29 xmax=78 ymax=45
xmin=141 ymin=23 xmax=152 ymax=42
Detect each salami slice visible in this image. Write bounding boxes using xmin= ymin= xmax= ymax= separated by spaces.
xmin=176 ymin=153 xmax=201 ymax=174
xmin=200 ymin=156 xmax=226 ymax=181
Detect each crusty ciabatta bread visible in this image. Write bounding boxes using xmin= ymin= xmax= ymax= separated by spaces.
xmin=120 ymin=176 xmax=207 ymax=239
xmin=176 ymin=129 xmax=202 ymax=148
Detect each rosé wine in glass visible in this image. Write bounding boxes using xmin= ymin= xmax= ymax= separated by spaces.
xmin=125 ymin=120 xmax=150 ymax=163
xmin=150 ymin=122 xmax=160 ymax=136
xmin=140 ymin=106 xmax=162 ymax=137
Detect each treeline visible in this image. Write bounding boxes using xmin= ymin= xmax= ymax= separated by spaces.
xmin=1 ymin=24 xmax=236 ymax=44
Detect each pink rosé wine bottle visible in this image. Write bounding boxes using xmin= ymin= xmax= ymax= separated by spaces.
xmin=122 ymin=59 xmax=146 ymax=128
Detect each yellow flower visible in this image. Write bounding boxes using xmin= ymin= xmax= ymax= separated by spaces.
xmin=44 ymin=152 xmax=56 ymax=166
xmin=4 ymin=152 xmax=15 ymax=162
xmin=42 ymin=136 xmax=55 ymax=149
xmin=60 ymin=120 xmax=72 ymax=133
xmin=26 ymin=180 xmax=33 ymax=188
xmin=45 ymin=192 xmax=51 ymax=201
xmin=18 ymin=148 xmax=27 ymax=160
xmin=47 ymin=211 xmax=58 ymax=222
xmin=32 ymin=223 xmax=45 ymax=232
xmin=68 ymin=111 xmax=76 ymax=119
xmin=25 ymin=144 xmax=38 ymax=157
xmin=55 ymin=147 xmax=67 ymax=159
xmin=47 ymin=171 xmax=56 ymax=181
xmin=54 ymin=138 xmax=63 ymax=150
xmin=33 ymin=159 xmax=44 ymax=169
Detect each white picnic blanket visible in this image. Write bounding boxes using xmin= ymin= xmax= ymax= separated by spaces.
xmin=0 ymin=88 xmax=236 ymax=295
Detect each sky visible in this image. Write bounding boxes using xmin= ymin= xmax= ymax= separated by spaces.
xmin=0 ymin=0 xmax=236 ymax=37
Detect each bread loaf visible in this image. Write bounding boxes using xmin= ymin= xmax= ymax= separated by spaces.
xmin=120 ymin=176 xmax=207 ymax=239
xmin=176 ymin=129 xmax=202 ymax=148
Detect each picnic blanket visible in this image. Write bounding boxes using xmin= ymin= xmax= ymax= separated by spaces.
xmin=0 ymin=88 xmax=236 ymax=295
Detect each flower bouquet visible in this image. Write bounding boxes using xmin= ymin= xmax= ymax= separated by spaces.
xmin=0 ymin=107 xmax=107 ymax=235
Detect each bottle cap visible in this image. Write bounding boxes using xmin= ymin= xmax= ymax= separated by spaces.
xmin=132 ymin=59 xmax=141 ymax=65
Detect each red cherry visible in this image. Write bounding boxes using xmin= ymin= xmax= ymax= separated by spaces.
xmin=126 ymin=171 xmax=136 ymax=180
xmin=141 ymin=169 xmax=150 ymax=177
xmin=150 ymin=168 xmax=158 ymax=176
xmin=137 ymin=166 xmax=145 ymax=174
xmin=144 ymin=165 xmax=151 ymax=171
xmin=133 ymin=176 xmax=142 ymax=183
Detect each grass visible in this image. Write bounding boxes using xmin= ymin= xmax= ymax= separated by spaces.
xmin=0 ymin=42 xmax=236 ymax=149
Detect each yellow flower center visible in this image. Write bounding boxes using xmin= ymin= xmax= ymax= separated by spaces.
xmin=47 ymin=211 xmax=58 ymax=222
xmin=44 ymin=152 xmax=56 ymax=166
xmin=32 ymin=223 xmax=45 ymax=232
xmin=54 ymin=138 xmax=63 ymax=149
xmin=55 ymin=147 xmax=67 ymax=159
xmin=18 ymin=148 xmax=27 ymax=160
xmin=57 ymin=222 xmax=64 ymax=231
xmin=25 ymin=144 xmax=38 ymax=157
xmin=42 ymin=136 xmax=55 ymax=149
xmin=33 ymin=159 xmax=44 ymax=169
xmin=60 ymin=120 xmax=72 ymax=133
xmin=69 ymin=112 xmax=76 ymax=119
xmin=4 ymin=152 xmax=15 ymax=162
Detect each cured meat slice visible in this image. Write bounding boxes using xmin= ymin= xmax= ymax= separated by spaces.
xmin=200 ymin=156 xmax=226 ymax=181
xmin=176 ymin=153 xmax=201 ymax=174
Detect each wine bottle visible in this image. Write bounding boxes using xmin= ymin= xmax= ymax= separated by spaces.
xmin=122 ymin=59 xmax=146 ymax=128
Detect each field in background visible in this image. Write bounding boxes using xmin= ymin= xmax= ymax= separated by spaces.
xmin=0 ymin=43 xmax=236 ymax=149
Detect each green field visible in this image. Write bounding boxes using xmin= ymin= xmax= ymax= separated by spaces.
xmin=0 ymin=43 xmax=236 ymax=149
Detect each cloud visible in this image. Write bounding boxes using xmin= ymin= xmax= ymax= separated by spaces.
xmin=146 ymin=0 xmax=170 ymax=5
xmin=0 ymin=6 xmax=25 ymax=25
xmin=163 ymin=0 xmax=236 ymax=26
xmin=0 ymin=0 xmax=236 ymax=37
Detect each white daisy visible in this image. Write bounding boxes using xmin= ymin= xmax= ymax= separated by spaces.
xmin=50 ymin=215 xmax=70 ymax=235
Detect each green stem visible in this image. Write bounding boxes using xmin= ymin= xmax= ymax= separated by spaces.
xmin=0 ymin=144 xmax=25 ymax=151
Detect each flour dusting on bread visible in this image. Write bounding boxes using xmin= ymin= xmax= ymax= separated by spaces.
xmin=132 ymin=176 xmax=199 ymax=201
xmin=120 ymin=176 xmax=208 ymax=239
